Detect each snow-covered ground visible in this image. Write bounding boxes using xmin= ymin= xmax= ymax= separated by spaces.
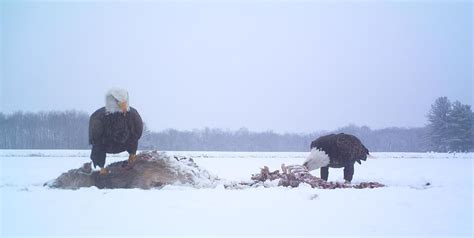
xmin=1 ymin=150 xmax=472 ymax=237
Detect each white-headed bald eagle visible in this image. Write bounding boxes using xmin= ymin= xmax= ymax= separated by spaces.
xmin=303 ymin=133 xmax=369 ymax=183
xmin=89 ymin=88 xmax=143 ymax=175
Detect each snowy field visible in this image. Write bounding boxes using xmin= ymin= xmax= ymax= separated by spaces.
xmin=1 ymin=150 xmax=473 ymax=238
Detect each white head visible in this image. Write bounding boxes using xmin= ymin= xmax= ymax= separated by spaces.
xmin=105 ymin=88 xmax=130 ymax=113
xmin=303 ymin=148 xmax=330 ymax=171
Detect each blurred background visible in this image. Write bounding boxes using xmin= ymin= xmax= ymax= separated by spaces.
xmin=1 ymin=0 xmax=472 ymax=151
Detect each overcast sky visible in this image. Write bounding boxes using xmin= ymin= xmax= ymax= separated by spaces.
xmin=1 ymin=0 xmax=472 ymax=133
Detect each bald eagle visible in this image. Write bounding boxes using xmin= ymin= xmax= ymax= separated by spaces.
xmin=89 ymin=88 xmax=143 ymax=175
xmin=303 ymin=133 xmax=369 ymax=183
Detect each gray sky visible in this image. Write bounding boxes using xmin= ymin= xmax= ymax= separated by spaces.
xmin=1 ymin=0 xmax=472 ymax=133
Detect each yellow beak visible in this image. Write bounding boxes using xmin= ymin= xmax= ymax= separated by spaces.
xmin=119 ymin=101 xmax=128 ymax=113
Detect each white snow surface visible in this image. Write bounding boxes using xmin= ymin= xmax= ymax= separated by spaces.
xmin=1 ymin=150 xmax=473 ymax=237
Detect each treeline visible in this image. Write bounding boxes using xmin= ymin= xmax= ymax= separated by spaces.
xmin=0 ymin=111 xmax=89 ymax=149
xmin=139 ymin=127 xmax=319 ymax=152
xmin=1 ymin=96 xmax=472 ymax=152
xmin=139 ymin=125 xmax=430 ymax=152
xmin=1 ymin=111 xmax=430 ymax=152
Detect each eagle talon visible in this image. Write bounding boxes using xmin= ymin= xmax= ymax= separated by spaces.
xmin=99 ymin=167 xmax=109 ymax=176
xmin=120 ymin=154 xmax=137 ymax=170
xmin=128 ymin=154 xmax=137 ymax=163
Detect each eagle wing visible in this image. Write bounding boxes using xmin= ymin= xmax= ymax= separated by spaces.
xmin=128 ymin=107 xmax=143 ymax=141
xmin=89 ymin=107 xmax=106 ymax=145
xmin=336 ymin=134 xmax=369 ymax=164
xmin=311 ymin=134 xmax=336 ymax=154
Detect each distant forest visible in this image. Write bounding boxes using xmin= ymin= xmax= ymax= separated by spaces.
xmin=0 ymin=111 xmax=429 ymax=152
xmin=1 ymin=97 xmax=472 ymax=152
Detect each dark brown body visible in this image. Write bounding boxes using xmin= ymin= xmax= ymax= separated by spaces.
xmin=310 ymin=133 xmax=369 ymax=182
xmin=89 ymin=107 xmax=143 ymax=168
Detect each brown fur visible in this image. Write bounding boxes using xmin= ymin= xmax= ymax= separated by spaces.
xmin=45 ymin=152 xmax=219 ymax=190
